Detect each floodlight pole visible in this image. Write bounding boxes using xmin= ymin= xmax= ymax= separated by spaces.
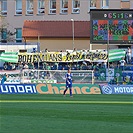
xmin=107 ymin=20 xmax=110 ymax=82
xmin=71 ymin=19 xmax=75 ymax=50
xmin=38 ymin=34 xmax=40 ymax=70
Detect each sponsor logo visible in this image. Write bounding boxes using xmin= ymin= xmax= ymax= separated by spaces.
xmin=101 ymin=85 xmax=133 ymax=94
xmin=5 ymin=79 xmax=20 ymax=84
xmin=0 ymin=84 xmax=37 ymax=94
xmin=36 ymin=84 xmax=101 ymax=94
xmin=102 ymin=85 xmax=112 ymax=94
xmin=114 ymin=86 xmax=133 ymax=93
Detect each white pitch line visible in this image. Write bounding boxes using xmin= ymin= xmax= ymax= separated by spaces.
xmin=0 ymin=100 xmax=133 ymax=104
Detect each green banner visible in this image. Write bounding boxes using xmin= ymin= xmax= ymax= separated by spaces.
xmin=36 ymin=83 xmax=101 ymax=94
xmin=0 ymin=52 xmax=18 ymax=63
xmin=109 ymin=49 xmax=126 ymax=62
xmin=98 ymin=68 xmax=122 ymax=82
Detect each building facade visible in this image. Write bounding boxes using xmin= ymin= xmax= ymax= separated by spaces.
xmin=22 ymin=20 xmax=91 ymax=51
xmin=0 ymin=0 xmax=133 ymax=51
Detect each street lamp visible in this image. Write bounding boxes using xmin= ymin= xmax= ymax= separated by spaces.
xmin=71 ymin=19 xmax=74 ymax=50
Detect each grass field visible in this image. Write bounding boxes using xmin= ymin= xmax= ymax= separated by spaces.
xmin=0 ymin=94 xmax=133 ymax=133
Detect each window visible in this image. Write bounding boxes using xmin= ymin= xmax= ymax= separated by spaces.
xmin=16 ymin=0 xmax=22 ymax=15
xmin=1 ymin=29 xmax=7 ymax=43
xmin=38 ymin=0 xmax=45 ymax=14
xmin=49 ymin=0 xmax=56 ymax=14
xmin=90 ymin=0 xmax=96 ymax=8
xmin=26 ymin=0 xmax=33 ymax=15
xmin=72 ymin=0 xmax=80 ymax=13
xmin=60 ymin=0 xmax=68 ymax=14
xmin=101 ymin=0 xmax=109 ymax=8
xmin=1 ymin=0 xmax=7 ymax=16
xmin=16 ymin=29 xmax=22 ymax=43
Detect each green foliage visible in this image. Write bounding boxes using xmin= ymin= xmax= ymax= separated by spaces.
xmin=0 ymin=13 xmax=16 ymax=42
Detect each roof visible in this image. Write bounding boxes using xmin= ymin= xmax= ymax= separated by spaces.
xmin=22 ymin=21 xmax=90 ymax=38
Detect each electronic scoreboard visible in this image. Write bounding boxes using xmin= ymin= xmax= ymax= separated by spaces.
xmin=90 ymin=9 xmax=133 ymax=44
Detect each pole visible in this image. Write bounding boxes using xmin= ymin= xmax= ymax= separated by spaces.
xmin=72 ymin=20 xmax=74 ymax=50
xmin=90 ymin=43 xmax=92 ymax=50
xmin=71 ymin=19 xmax=74 ymax=50
xmin=38 ymin=34 xmax=40 ymax=69
xmin=107 ymin=20 xmax=109 ymax=82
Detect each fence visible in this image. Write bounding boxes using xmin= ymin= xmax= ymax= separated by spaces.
xmin=0 ymin=68 xmax=132 ymax=85
xmin=21 ymin=69 xmax=94 ymax=84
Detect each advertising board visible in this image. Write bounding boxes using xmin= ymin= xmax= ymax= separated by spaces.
xmin=0 ymin=84 xmax=36 ymax=94
xmin=100 ymin=85 xmax=133 ymax=94
xmin=36 ymin=84 xmax=101 ymax=94
xmin=0 ymin=70 xmax=21 ymax=84
xmin=0 ymin=84 xmax=101 ymax=94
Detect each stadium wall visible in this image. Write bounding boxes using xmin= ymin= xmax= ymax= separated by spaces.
xmin=25 ymin=38 xmax=93 ymax=51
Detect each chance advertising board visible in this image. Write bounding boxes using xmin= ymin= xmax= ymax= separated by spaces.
xmin=100 ymin=85 xmax=133 ymax=94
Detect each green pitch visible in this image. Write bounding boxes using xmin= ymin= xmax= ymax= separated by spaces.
xmin=0 ymin=94 xmax=133 ymax=133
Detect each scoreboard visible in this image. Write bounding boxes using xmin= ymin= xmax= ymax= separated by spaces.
xmin=90 ymin=9 xmax=133 ymax=44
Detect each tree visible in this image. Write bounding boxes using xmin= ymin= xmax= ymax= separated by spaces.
xmin=0 ymin=12 xmax=16 ymax=43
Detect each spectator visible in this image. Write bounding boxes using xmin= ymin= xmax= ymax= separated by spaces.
xmin=110 ymin=63 xmax=114 ymax=68
xmin=24 ymin=63 xmax=29 ymax=69
xmin=119 ymin=57 xmax=126 ymax=70
xmin=12 ymin=63 xmax=16 ymax=70
xmin=66 ymin=51 xmax=70 ymax=61
xmin=1 ymin=73 xmax=8 ymax=84
xmin=8 ymin=63 xmax=12 ymax=70
xmin=95 ymin=64 xmax=100 ymax=71
xmin=77 ymin=63 xmax=80 ymax=70
xmin=103 ymin=62 xmax=107 ymax=68
xmin=3 ymin=62 xmax=8 ymax=70
xmin=109 ymin=77 xmax=117 ymax=85
xmin=126 ymin=47 xmax=132 ymax=64
xmin=45 ymin=48 xmax=48 ymax=52
xmin=55 ymin=62 xmax=58 ymax=70
xmin=127 ymin=78 xmax=133 ymax=85
xmin=46 ymin=63 xmax=51 ymax=70
xmin=18 ymin=62 xmax=23 ymax=70
xmin=42 ymin=62 xmax=47 ymax=69
xmin=83 ymin=61 xmax=87 ymax=66
xmin=28 ymin=62 xmax=34 ymax=69
xmin=82 ymin=50 xmax=86 ymax=59
xmin=73 ymin=48 xmax=76 ymax=52
xmin=123 ymin=76 xmax=130 ymax=84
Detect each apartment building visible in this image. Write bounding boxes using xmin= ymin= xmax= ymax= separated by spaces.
xmin=0 ymin=0 xmax=133 ymax=51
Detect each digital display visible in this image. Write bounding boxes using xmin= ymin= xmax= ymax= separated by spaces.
xmin=90 ymin=9 xmax=133 ymax=44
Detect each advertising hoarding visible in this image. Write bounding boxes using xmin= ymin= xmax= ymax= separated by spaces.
xmin=100 ymin=85 xmax=133 ymax=94
xmin=0 ymin=84 xmax=101 ymax=94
